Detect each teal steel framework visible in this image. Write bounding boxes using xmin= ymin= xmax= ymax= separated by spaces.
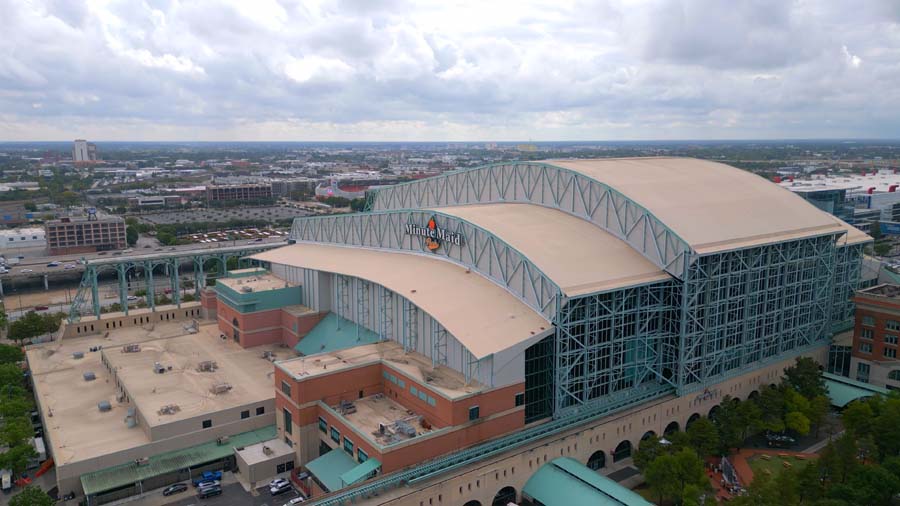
xmin=67 ymin=243 xmax=284 ymax=322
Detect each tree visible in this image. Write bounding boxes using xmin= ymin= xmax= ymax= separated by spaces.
xmin=125 ymin=226 xmax=138 ymax=246
xmin=819 ymin=435 xmax=858 ymax=485
xmin=874 ymin=242 xmax=892 ymax=257
xmin=783 ymin=357 xmax=827 ymax=399
xmin=0 ymin=344 xmax=23 ymax=364
xmin=633 ymin=434 xmax=666 ymax=472
xmin=805 ymin=395 xmax=831 ymax=437
xmin=0 ymin=444 xmax=36 ymax=476
xmin=784 ymin=410 xmax=811 ymax=437
xmin=22 ymin=201 xmax=37 ymax=212
xmin=0 ymin=363 xmax=23 ymax=389
xmin=685 ymin=416 xmax=719 ymax=457
xmin=9 ymin=485 xmax=52 ymax=506
xmin=0 ymin=416 xmax=32 ymax=447
xmin=713 ymin=396 xmax=752 ymax=450
xmin=645 ymin=453 xmax=681 ymax=505
xmin=841 ymin=400 xmax=874 ymax=438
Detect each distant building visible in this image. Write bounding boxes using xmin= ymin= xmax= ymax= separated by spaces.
xmin=73 ymin=139 xmax=98 ymax=162
xmin=270 ymin=178 xmax=318 ymax=197
xmin=127 ymin=195 xmax=184 ymax=208
xmin=850 ymin=284 xmax=900 ymax=389
xmin=46 ymin=215 xmax=126 ymax=255
xmin=314 ymin=181 xmax=370 ymax=200
xmin=0 ymin=228 xmax=46 ymax=250
xmin=206 ymin=183 xmax=273 ymax=203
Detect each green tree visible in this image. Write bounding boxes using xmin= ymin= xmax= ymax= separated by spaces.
xmin=874 ymin=242 xmax=892 ymax=256
xmin=0 ymin=444 xmax=36 ymax=476
xmin=645 ymin=453 xmax=681 ymax=505
xmin=805 ymin=395 xmax=831 ymax=437
xmin=0 ymin=363 xmax=23 ymax=389
xmin=125 ymin=226 xmax=138 ymax=246
xmin=0 ymin=416 xmax=32 ymax=447
xmin=819 ymin=435 xmax=858 ymax=485
xmin=633 ymin=434 xmax=666 ymax=472
xmin=783 ymin=357 xmax=827 ymax=399
xmin=0 ymin=343 xmax=23 ymax=364
xmin=784 ymin=410 xmax=811 ymax=436
xmin=8 ymin=485 xmax=52 ymax=506
xmin=22 ymin=201 xmax=37 ymax=212
xmin=841 ymin=400 xmax=874 ymax=438
xmin=685 ymin=417 xmax=719 ymax=457
xmin=842 ymin=465 xmax=900 ymax=506
xmin=713 ymin=396 xmax=751 ymax=450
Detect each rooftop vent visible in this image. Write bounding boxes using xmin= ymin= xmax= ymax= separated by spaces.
xmin=196 ymin=360 xmax=218 ymax=372
xmin=216 ymin=436 xmax=230 ymax=446
xmin=158 ymin=404 xmax=181 ymax=415
xmin=153 ymin=362 xmax=166 ymax=374
xmin=83 ymin=371 xmax=96 ymax=381
xmin=97 ymin=400 xmax=111 ymax=412
xmin=210 ymin=383 xmax=232 ymax=395
xmin=240 ymin=286 xmax=253 ymax=293
xmin=72 ymin=351 xmax=84 ymax=360
xmin=122 ymin=344 xmax=141 ymax=353
xmin=134 ymin=457 xmax=149 ymax=466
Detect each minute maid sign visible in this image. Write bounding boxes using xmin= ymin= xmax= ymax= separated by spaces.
xmin=405 ymin=216 xmax=464 ymax=252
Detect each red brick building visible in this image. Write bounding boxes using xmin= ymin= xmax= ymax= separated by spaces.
xmin=851 ymin=284 xmax=900 ymax=387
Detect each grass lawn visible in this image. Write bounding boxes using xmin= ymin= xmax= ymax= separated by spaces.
xmin=748 ymin=454 xmax=817 ymax=479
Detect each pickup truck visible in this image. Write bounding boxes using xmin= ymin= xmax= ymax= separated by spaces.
xmin=192 ymin=471 xmax=223 ymax=487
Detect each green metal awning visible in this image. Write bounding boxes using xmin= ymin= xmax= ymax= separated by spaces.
xmin=295 ymin=313 xmax=380 ymax=356
xmin=824 ymin=372 xmax=888 ymax=408
xmin=523 ymin=457 xmax=652 ymax=506
xmin=306 ymin=449 xmax=357 ymax=493
xmin=81 ymin=425 xmax=276 ymax=496
xmin=340 ymin=458 xmax=381 ymax=487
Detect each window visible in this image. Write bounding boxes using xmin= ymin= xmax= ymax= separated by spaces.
xmin=427 ymin=396 xmax=436 ymax=407
xmin=318 ymin=417 xmax=327 ymax=433
xmin=256 ymin=406 xmax=265 ymax=416
xmin=860 ymin=342 xmax=873 ymax=354
xmin=886 ymin=348 xmax=897 ymax=359
xmin=286 ymin=461 xmax=294 ymax=471
xmin=861 ymin=329 xmax=874 ymax=340
xmin=277 ymin=463 xmax=286 ymax=474
xmin=240 ymin=410 xmax=249 ymax=419
xmin=515 ymin=393 xmax=525 ymax=407
xmin=887 ymin=335 xmax=899 ymax=345
xmin=410 ymin=386 xmax=418 ymax=396
xmin=857 ymin=362 xmax=871 ymax=383
xmin=358 ymin=448 xmax=368 ymax=463
xmin=281 ymin=381 xmax=292 ymax=397
xmin=418 ymin=390 xmax=427 ymax=402
xmin=469 ymin=406 xmax=480 ymax=421
xmin=343 ymin=437 xmax=354 ymax=455
xmin=398 ymin=379 xmax=405 ymax=388
xmin=888 ymin=320 xmax=900 ymax=331
xmin=331 ymin=427 xmax=340 ymax=443
xmin=890 ymin=370 xmax=900 ymax=381
xmin=202 ymin=419 xmax=212 ymax=429
xmin=283 ymin=408 xmax=293 ymax=435
xmin=863 ymin=316 xmax=876 ymax=326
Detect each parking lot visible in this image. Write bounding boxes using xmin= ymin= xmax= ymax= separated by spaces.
xmin=137 ymin=206 xmax=311 ymax=226
xmin=165 ymin=482 xmax=304 ymax=506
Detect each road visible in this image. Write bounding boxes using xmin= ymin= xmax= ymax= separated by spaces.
xmin=166 ymin=483 xmax=304 ymax=506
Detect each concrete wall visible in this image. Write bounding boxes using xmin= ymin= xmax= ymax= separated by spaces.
xmin=61 ymin=303 xmax=204 ymax=339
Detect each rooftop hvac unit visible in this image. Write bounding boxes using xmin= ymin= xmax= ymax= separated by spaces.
xmin=125 ymin=416 xmax=137 ymax=428
xmin=83 ymin=371 xmax=96 ymax=381
xmin=394 ymin=420 xmax=417 ymax=438
xmin=127 ymin=407 xmax=136 ymax=417
xmin=134 ymin=457 xmax=149 ymax=466
xmin=158 ymin=404 xmax=181 ymax=415
xmin=210 ymin=383 xmax=232 ymax=395
xmin=217 ymin=436 xmax=230 ymax=446
xmin=153 ymin=362 xmax=166 ymax=374
xmin=196 ymin=360 xmax=218 ymax=372
xmin=72 ymin=351 xmax=84 ymax=360
xmin=122 ymin=344 xmax=141 ymax=353
xmin=97 ymin=401 xmax=111 ymax=412
xmin=262 ymin=445 xmax=273 ymax=455
xmin=241 ymin=286 xmax=253 ymax=293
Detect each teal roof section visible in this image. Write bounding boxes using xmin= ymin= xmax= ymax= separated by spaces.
xmin=824 ymin=372 xmax=888 ymax=408
xmin=340 ymin=458 xmax=381 ymax=486
xmin=306 ymin=449 xmax=358 ymax=492
xmin=523 ymin=457 xmax=652 ymax=506
xmin=81 ymin=425 xmax=276 ymax=496
xmin=295 ymin=312 xmax=380 ymax=356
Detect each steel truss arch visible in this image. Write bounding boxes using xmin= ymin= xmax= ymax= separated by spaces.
xmin=290 ymin=209 xmax=563 ymax=320
xmin=366 ymin=162 xmax=693 ymax=278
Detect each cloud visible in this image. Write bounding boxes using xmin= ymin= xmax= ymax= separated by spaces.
xmin=0 ymin=0 xmax=898 ymax=140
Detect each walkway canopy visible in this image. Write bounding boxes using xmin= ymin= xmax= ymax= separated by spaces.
xmin=306 ymin=449 xmax=382 ymax=493
xmin=823 ymin=372 xmax=888 ymax=408
xmin=522 ymin=457 xmax=652 ymax=506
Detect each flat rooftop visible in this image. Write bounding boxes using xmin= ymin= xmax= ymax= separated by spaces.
xmin=27 ymin=322 xmax=294 ymax=467
xmin=858 ymin=283 xmax=900 ymax=300
xmin=103 ymin=325 xmax=294 ymax=427
xmin=338 ymin=394 xmax=438 ymax=446
xmin=217 ymin=272 xmax=296 ymax=292
xmin=278 ymin=340 xmax=483 ymax=400
xmin=235 ymin=438 xmax=294 ymax=466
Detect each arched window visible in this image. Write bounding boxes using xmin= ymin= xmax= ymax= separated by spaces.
xmin=664 ymin=421 xmax=680 ymax=435
xmin=587 ymin=450 xmax=606 ymax=470
xmin=613 ymin=440 xmax=632 ymax=462
xmin=686 ymin=413 xmax=701 ymax=428
xmin=491 ymin=487 xmax=516 ymax=506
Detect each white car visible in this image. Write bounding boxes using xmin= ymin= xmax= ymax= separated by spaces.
xmin=284 ymin=496 xmax=305 ymax=505
xmin=268 ymin=478 xmax=289 ymax=488
xmin=64 ymin=264 xmax=76 ymax=270
xmin=126 ymin=295 xmax=139 ymax=301
xmin=20 ymin=269 xmax=33 ymax=273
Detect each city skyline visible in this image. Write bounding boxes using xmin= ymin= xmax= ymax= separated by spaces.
xmin=2 ymin=0 xmax=899 ymax=142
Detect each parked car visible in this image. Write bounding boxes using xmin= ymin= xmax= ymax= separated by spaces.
xmin=192 ymin=471 xmax=223 ymax=487
xmin=197 ymin=485 xmax=222 ymax=499
xmin=20 ymin=269 xmax=33 ymax=273
xmin=46 ymin=262 xmax=59 ymax=267
xmin=34 ymin=306 xmax=48 ymax=311
xmin=64 ymin=264 xmax=76 ymax=270
xmin=195 ymin=480 xmax=220 ymax=490
xmin=270 ymin=481 xmax=292 ymax=496
xmin=97 ymin=252 xmax=107 ymax=255
xmin=269 ymin=478 xmax=289 ymax=488
xmin=126 ymin=295 xmax=139 ymax=301
xmin=162 ymin=483 xmax=188 ymax=496
xmin=283 ymin=496 xmax=306 ymax=505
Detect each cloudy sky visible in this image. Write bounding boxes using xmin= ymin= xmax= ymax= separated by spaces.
xmin=1 ymin=0 xmax=898 ymax=141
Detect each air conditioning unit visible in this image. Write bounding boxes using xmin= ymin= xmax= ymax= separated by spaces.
xmin=134 ymin=457 xmax=149 ymax=466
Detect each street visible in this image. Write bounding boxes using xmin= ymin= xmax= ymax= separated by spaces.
xmin=165 ymin=483 xmax=304 ymax=506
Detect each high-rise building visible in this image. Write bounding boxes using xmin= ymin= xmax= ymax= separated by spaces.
xmin=73 ymin=139 xmax=98 ymax=162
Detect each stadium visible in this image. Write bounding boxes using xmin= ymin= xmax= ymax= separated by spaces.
xmin=32 ymin=157 xmax=868 ymax=505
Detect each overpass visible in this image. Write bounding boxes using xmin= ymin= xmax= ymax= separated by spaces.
xmin=67 ymin=242 xmax=286 ymax=322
